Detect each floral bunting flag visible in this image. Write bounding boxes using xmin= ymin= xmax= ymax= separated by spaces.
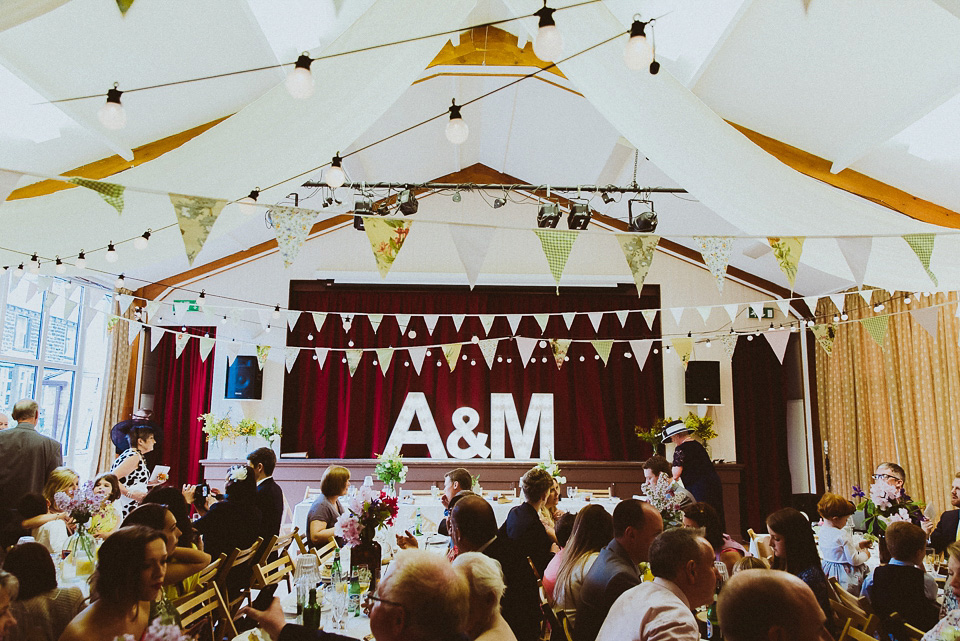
xmin=0 ymin=170 xmax=23 ymax=208
xmin=364 ymin=217 xmax=412 ymax=278
xmin=424 ymin=315 xmax=440 ymax=336
xmin=617 ymin=234 xmax=659 ymax=297
xmin=591 ymin=340 xmax=613 ymax=366
xmin=616 ymin=310 xmax=629 ymax=327
xmin=286 ymin=311 xmax=301 ymax=331
xmin=271 ymin=206 xmax=316 ymax=268
xmin=285 ymin=347 xmax=300 ymax=373
xmin=562 ymin=312 xmax=576 ymax=330
xmin=763 ymin=330 xmax=791 ymax=364
xmin=810 ymin=324 xmax=836 ymax=355
xmin=767 ymin=236 xmax=805 ymax=289
xmin=375 ymin=348 xmax=393 ymax=375
xmin=534 ymin=229 xmax=578 ymax=292
xmin=629 ymin=339 xmax=653 ymax=370
xmin=408 ymin=347 xmax=427 ymax=375
xmin=588 ymin=311 xmax=604 ymax=332
xmin=860 ymin=315 xmax=889 ymax=349
xmin=516 ymin=337 xmax=537 ymax=367
xmin=256 ymin=345 xmax=270 ymax=370
xmin=909 ymin=307 xmax=940 ymax=341
xmin=116 ymin=0 xmax=135 ymax=14
xmin=478 ymin=339 xmax=499 ymax=369
xmin=903 ymin=234 xmax=938 ymax=287
xmin=642 ymin=309 xmax=658 ymax=330
xmin=169 ymin=193 xmax=227 ymax=265
xmin=507 ymin=314 xmax=523 ymax=335
xmin=452 ymin=314 xmax=465 ymax=332
xmin=369 ymin=314 xmax=383 ymax=334
xmin=534 ymin=314 xmax=550 ymax=334
xmin=670 ymin=337 xmax=693 ymax=369
xmin=315 ymin=347 xmax=329 ymax=369
xmin=69 ymin=177 xmax=125 ymax=215
xmin=198 ymin=336 xmax=216 ymax=362
xmin=719 ymin=334 xmax=738 ymax=359
xmin=449 ymin=223 xmax=493 ymax=289
xmin=175 ymin=332 xmax=190 ymax=358
xmin=694 ymin=236 xmax=734 ymax=292
xmin=443 ymin=344 xmax=461 ymax=372
xmin=479 ymin=315 xmax=495 ymax=337
xmin=550 ymin=339 xmax=571 ymax=369
xmin=345 ymin=350 xmax=364 ymax=376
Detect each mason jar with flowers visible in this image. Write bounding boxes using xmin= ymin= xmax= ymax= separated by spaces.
xmin=374 ymin=449 xmax=408 ymax=496
xmin=56 ymin=481 xmax=111 ymax=578
xmin=333 ymin=485 xmax=398 ymax=591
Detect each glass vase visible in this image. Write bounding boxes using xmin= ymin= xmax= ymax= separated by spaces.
xmin=350 ymin=534 xmax=382 ymax=592
xmin=63 ymin=524 xmax=97 ymax=579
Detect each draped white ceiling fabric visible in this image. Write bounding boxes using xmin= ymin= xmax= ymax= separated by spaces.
xmin=0 ymin=0 xmax=73 ymax=33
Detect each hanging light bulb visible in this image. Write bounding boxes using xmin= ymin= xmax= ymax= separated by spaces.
xmin=272 ymin=305 xmax=281 ymax=320
xmin=115 ymin=274 xmax=125 ymax=289
xmin=97 ymin=83 xmax=127 ymax=130
xmin=76 ymin=251 xmax=86 ymax=270
xmin=533 ymin=4 xmax=563 ymax=62
xmin=903 ymin=294 xmax=912 ymax=305
xmin=285 ymin=52 xmax=315 ymax=99
xmin=840 ymin=312 xmax=849 ymax=321
xmin=445 ymin=99 xmax=469 ymax=144
xmin=623 ymin=17 xmax=654 ymax=70
xmin=325 ymin=154 xmax=346 ymax=189
xmin=133 ymin=230 xmax=151 ymax=250
xmin=105 ymin=242 xmax=119 ymax=263
xmin=14 ymin=263 xmax=24 ymax=278
xmin=833 ymin=314 xmax=840 ymax=323
xmin=28 ymin=253 xmax=40 ymax=274
xmin=705 ymin=339 xmax=712 ymax=348
xmin=55 ymin=257 xmax=66 ymax=274
xmin=237 ymin=188 xmax=260 ymax=216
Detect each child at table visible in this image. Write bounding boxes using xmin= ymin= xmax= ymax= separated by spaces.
xmin=817 ymin=492 xmax=871 ymax=596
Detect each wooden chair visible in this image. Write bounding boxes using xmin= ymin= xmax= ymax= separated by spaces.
xmin=252 ymin=550 xmax=296 ymax=591
xmin=293 ymin=529 xmax=310 ymax=555
xmin=172 ymin=582 xmax=238 ymax=641
xmin=216 ymin=537 xmax=263 ymax=616
xmin=579 ymin=488 xmax=612 ymax=499
xmin=303 ymin=486 xmax=323 ymax=502
xmin=257 ymin=528 xmax=299 ymax=565
xmin=193 ymin=553 xmax=225 ymax=588
xmin=837 ymin=619 xmax=874 ymax=641
xmin=556 ymin=610 xmax=575 ymax=641
xmin=315 ymin=538 xmax=339 ymax=565
xmin=902 ymin=621 xmax=925 ymax=641
xmin=885 ymin=612 xmax=926 ymax=641
xmin=832 ymin=599 xmax=877 ymax=637
xmin=828 ymin=576 xmax=863 ymax=611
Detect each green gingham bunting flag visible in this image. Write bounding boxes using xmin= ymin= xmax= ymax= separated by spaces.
xmin=534 ymin=229 xmax=578 ymax=292
xmin=860 ymin=315 xmax=889 ymax=349
xmin=903 ymin=234 xmax=938 ymax=287
xmin=69 ymin=177 xmax=125 ymax=215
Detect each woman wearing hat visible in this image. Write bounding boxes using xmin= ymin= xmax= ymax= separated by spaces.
xmin=663 ymin=419 xmax=724 ymax=523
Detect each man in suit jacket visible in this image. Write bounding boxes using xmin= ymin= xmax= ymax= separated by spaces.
xmin=931 ymin=473 xmax=960 ymax=554
xmin=574 ymin=500 xmax=663 ymax=641
xmin=247 ymin=447 xmax=285 ymax=611
xmin=0 ymin=399 xmax=61 ymax=515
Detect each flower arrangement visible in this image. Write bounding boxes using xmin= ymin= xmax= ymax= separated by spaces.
xmin=635 ymin=417 xmax=672 ymax=447
xmin=235 ymin=417 xmax=262 ymax=438
xmin=333 ymin=485 xmax=399 ymax=546
xmin=55 ymin=481 xmax=111 ymax=526
xmin=258 ymin=417 xmax=282 ymax=441
xmin=375 ymin=449 xmax=408 ymax=490
xmin=636 ymin=412 xmax=718 ymax=447
xmin=537 ymin=452 xmax=566 ymax=484
xmin=641 ymin=472 xmax=685 ymax=529
xmin=199 ymin=412 xmax=236 ymax=441
xmin=116 ymin=619 xmax=195 ymax=641
xmin=853 ymin=482 xmax=927 ymax=533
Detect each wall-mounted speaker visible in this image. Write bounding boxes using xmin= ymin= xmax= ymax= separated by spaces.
xmin=685 ymin=360 xmax=721 ymax=405
xmin=225 ymin=355 xmax=263 ymax=400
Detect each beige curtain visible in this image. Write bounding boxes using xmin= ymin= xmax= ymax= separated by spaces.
xmin=817 ymin=291 xmax=960 ymax=516
xmin=92 ymin=291 xmax=137 ymax=475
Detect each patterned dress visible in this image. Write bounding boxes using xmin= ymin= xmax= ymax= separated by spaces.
xmin=111 ymin=448 xmax=149 ymax=518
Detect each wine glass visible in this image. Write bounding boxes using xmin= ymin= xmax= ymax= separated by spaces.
xmin=331 ymin=582 xmax=349 ymax=630
xmin=357 ymin=567 xmax=372 ymax=598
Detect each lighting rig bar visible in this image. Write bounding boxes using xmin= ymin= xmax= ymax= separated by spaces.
xmin=301 ymin=181 xmax=688 ymax=194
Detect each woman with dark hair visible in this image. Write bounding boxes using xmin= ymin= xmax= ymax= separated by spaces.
xmin=3 ymin=542 xmax=84 ymax=641
xmin=60 ymin=526 xmax=168 ymax=641
xmin=143 ymin=485 xmax=201 ymax=550
xmin=766 ymin=507 xmax=836 ymax=631
xmin=664 ymin=420 xmax=724 ymax=522
xmin=190 ymin=465 xmax=262 ymax=561
xmin=552 ymin=504 xmax=615 ymax=627
xmin=110 ymin=424 xmax=156 ymax=518
xmin=682 ymin=502 xmax=746 ymax=575
xmin=122 ymin=504 xmax=210 ymax=588
xmin=308 ymin=465 xmax=350 ymax=547
xmin=542 ymin=512 xmax=576 ymax=600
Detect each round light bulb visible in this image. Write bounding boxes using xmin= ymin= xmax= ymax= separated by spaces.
xmin=841 ymin=313 xmax=849 ymax=321
xmin=325 ymin=155 xmax=346 ymax=189
xmin=28 ymin=256 xmax=39 ymax=274
xmin=133 ymin=231 xmax=150 ymax=250
xmin=55 ymin=258 xmax=66 ymax=274
xmin=105 ymin=243 xmax=118 ymax=263
xmin=534 ymin=25 xmax=563 ymax=62
xmin=445 ymin=117 xmax=469 ymax=145
xmin=272 ymin=306 xmax=281 ymax=319
xmin=903 ymin=296 xmax=912 ymax=304
xmin=237 ymin=189 xmax=260 ymax=216
xmin=408 ymin=330 xmax=417 ymax=339
xmin=75 ymin=253 xmax=86 ymax=270
xmin=308 ymin=334 xmax=314 ymax=341
xmin=115 ymin=275 xmax=125 ymax=288
xmin=98 ymin=86 xmax=126 ymax=130
xmin=285 ymin=54 xmax=315 ymax=99
xmin=623 ymin=20 xmax=654 ymax=70
xmin=14 ymin=264 xmax=23 ymax=278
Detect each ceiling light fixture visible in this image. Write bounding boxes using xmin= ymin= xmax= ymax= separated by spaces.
xmin=76 ymin=251 xmax=86 ymax=270
xmin=325 ymin=154 xmax=346 ymax=189
xmin=29 ymin=253 xmax=40 ymax=274
xmin=105 ymin=242 xmax=119 ymax=263
xmin=115 ymin=274 xmax=125 ymax=289
xmin=567 ymin=202 xmax=591 ymax=230
xmin=533 ymin=3 xmax=563 ymax=62
xmin=285 ymin=52 xmax=315 ymax=99
xmin=628 ymin=199 xmax=658 ymax=233
xmin=134 ymin=230 xmax=151 ymax=250
xmin=445 ymin=99 xmax=469 ymax=144
xmin=238 ymin=188 xmax=260 ymax=216
xmin=98 ymin=83 xmax=126 ymax=130
xmin=55 ymin=257 xmax=66 ymax=274
xmin=493 ymin=197 xmax=506 ymax=208
xmin=624 ymin=17 xmax=654 ymax=70
xmin=536 ymin=202 xmax=560 ymax=228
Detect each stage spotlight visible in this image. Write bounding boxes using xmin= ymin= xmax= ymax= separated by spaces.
xmin=600 ymin=191 xmax=615 ymax=204
xmin=353 ymin=215 xmax=365 ymax=231
xmin=628 ymin=199 xmax=658 ymax=233
xmin=493 ymin=197 xmax=506 ymax=208
xmin=537 ymin=202 xmax=560 ymax=228
xmin=567 ymin=202 xmax=592 ymax=230
xmin=354 ymin=194 xmax=374 ymax=216
xmin=398 ymin=189 xmax=418 ymax=216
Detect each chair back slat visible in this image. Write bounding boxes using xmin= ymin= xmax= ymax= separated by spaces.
xmin=252 ymin=551 xmax=296 ymax=590
xmin=257 ymin=528 xmax=299 ymax=565
xmin=194 ymin=553 xmax=225 ymax=587
xmin=172 ymin=582 xmax=238 ymax=639
xmin=315 ymin=539 xmax=339 ymax=565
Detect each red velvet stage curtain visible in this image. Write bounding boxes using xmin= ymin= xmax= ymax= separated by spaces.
xmin=732 ymin=333 xmax=793 ymax=533
xmin=283 ymin=284 xmax=662 ymax=461
xmin=154 ymin=327 xmax=216 ymax=485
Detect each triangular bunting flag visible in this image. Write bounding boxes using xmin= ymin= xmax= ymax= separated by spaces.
xmin=69 ymin=177 xmax=125 ymax=215
xmin=479 ymin=315 xmax=495 ymax=337
xmin=175 ymin=332 xmax=190 ymax=358
xmin=375 ymin=348 xmax=393 ymax=375
xmin=271 ymin=206 xmax=317 ymax=268
xmin=507 ymin=314 xmax=523 ymax=335
xmin=763 ymin=330 xmax=791 ymax=364
xmin=768 ymin=236 xmax=805 ymax=289
xmin=617 ymin=234 xmax=659 ymax=297
xmin=286 ymin=311 xmax=301 ymax=331
xmin=836 ymin=237 xmax=872 ymax=287
xmin=616 ymin=310 xmax=629 ymax=327
xmin=697 ymin=307 xmax=712 ymax=324
xmin=342 ymin=313 xmax=355 ymax=332
xmin=478 ymin=339 xmax=499 ymax=369
xmin=145 ymin=300 xmax=160 ymax=320
xmin=859 ymin=289 xmax=874 ymax=306
xmin=860 ymin=315 xmax=889 ymax=349
xmin=369 ymin=314 xmax=383 ymax=334
xmin=670 ymin=337 xmax=694 ymax=369
xmin=256 ymin=345 xmax=270 ymax=370
xmin=443 ymin=344 xmax=461 ymax=372
xmin=222 ymin=340 xmax=240 ymax=365
xmin=449 ymin=223 xmax=493 ymax=289
xmin=629 ymin=339 xmax=653 ymax=370
xmin=670 ymin=307 xmax=685 ymax=325
xmin=642 ymin=309 xmax=658 ymax=330
xmin=750 ymin=302 xmax=765 ymax=320
xmin=903 ymin=234 xmax=938 ymax=286
xmin=588 ymin=311 xmax=604 ymax=332
xmin=364 ymin=217 xmax=413 ymax=278
xmin=534 ymin=229 xmax=578 ymax=291
xmin=803 ymin=297 xmax=819 ymax=316
xmin=169 ymin=193 xmax=227 ymax=265
xmin=723 ymin=304 xmax=739 ymax=323
xmin=285 ymin=347 xmax=300 ymax=373
xmin=694 ymin=236 xmax=734 ymax=293
xmin=909 ymin=307 xmax=940 ymax=341
xmin=126 ymin=321 xmax=141 ymax=346
xmin=719 ymin=334 xmax=738 ymax=359
xmin=345 ymin=350 xmax=364 ymax=376
xmin=150 ymin=327 xmax=165 ymax=352
xmin=424 ymin=315 xmax=440 ymax=336
xmin=829 ymin=294 xmax=845 ymax=313
xmin=198 ymin=336 xmax=216 ymax=362
xmin=550 ymin=339 xmax=571 ymax=369
xmin=37 ymin=276 xmax=53 ymax=292
xmin=562 ymin=312 xmax=576 ymax=330
xmin=312 ymin=312 xmax=327 ymax=333
xmin=451 ymin=314 xmax=465 ymax=332
xmin=314 ymin=347 xmax=329 ymax=368
xmin=257 ymin=309 xmax=272 ymax=331
xmin=591 ymin=340 xmax=613 ymax=365
xmin=810 ymin=324 xmax=836 ymax=355
xmin=516 ymin=337 xmax=538 ymax=367
xmin=396 ymin=314 xmax=411 ymax=333
xmin=408 ymin=346 xmax=427 ymax=375
xmin=0 ymin=170 xmax=23 ymax=207
xmin=534 ymin=314 xmax=550 ymax=334
xmin=63 ymin=299 xmax=78 ymax=321
xmin=775 ymin=299 xmax=791 ymax=319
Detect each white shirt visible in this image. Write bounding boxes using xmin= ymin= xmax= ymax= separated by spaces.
xmin=256 ymin=476 xmax=272 ymax=487
xmin=818 ymin=524 xmax=869 ymax=566
xmin=596 ymin=578 xmax=700 ymax=641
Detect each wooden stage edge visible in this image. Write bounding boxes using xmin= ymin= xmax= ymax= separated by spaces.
xmin=201 ymin=459 xmax=745 ymax=537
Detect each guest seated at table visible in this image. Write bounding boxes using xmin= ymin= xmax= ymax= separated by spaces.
xmin=816 ymin=492 xmax=870 ymax=596
xmin=922 ymin=540 xmax=960 ymax=641
xmin=683 ymin=501 xmax=746 ymax=576
xmin=718 ymin=569 xmax=835 ymax=641
xmin=451 ymin=495 xmax=541 ymax=641
xmin=766 ymin=508 xmax=837 ymax=635
xmin=2 ymin=541 xmax=84 ymax=641
xmin=553 ymin=505 xmax=614 ymax=628
xmin=575 ymin=500 xmax=663 ymax=641
xmin=731 ymin=556 xmax=769 ymax=574
xmin=543 ymin=512 xmax=576 ymax=601
xmin=60 ymin=526 xmax=168 ymax=641
xmin=396 ymin=490 xmax=476 ymax=554
xmin=189 ymin=464 xmax=262 ymax=562
xmin=453 ymin=552 xmax=518 ymax=641
xmin=930 ymin=472 xmax=960 ymax=555
xmin=122 ymin=504 xmax=211 ymax=591
xmin=307 ymin=465 xmax=350 ymax=547
xmin=90 ymin=473 xmax=122 ymax=537
xmin=16 ymin=494 xmax=69 ymax=554
xmin=502 ymin=466 xmax=557 ymax=576
xmin=862 ymin=521 xmax=939 ymax=635
xmin=597 ymin=528 xmax=719 ymax=641
xmin=540 ymin=477 xmax=563 ymax=531
xmin=0 ymin=571 xmax=18 ymax=641
xmin=438 ymin=467 xmax=473 ymax=537
xmin=143 ymin=485 xmax=202 ymax=551
xmin=642 ymin=455 xmax=695 ymax=508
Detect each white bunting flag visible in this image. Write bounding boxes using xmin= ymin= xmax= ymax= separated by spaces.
xmin=396 ymin=314 xmax=411 ymax=333
xmin=764 ymin=330 xmax=791 ymax=364
xmin=150 ymin=327 xmax=165 ymax=352
xmin=314 ymin=347 xmax=329 ymax=368
xmin=285 ymin=347 xmax=300 ymax=372
xmin=479 ymin=315 xmax=495 ymax=336
xmin=375 ymin=348 xmax=393 ymax=375
xmin=145 ymin=300 xmax=160 ymax=320
xmin=629 ymin=339 xmax=653 ymax=370
xmin=257 ymin=309 xmax=272 ymax=331
xmin=775 ymin=300 xmax=791 ymax=319
xmin=534 ymin=314 xmax=550 ymax=334
xmin=829 ymin=294 xmax=845 ymax=313
xmin=408 ymin=346 xmax=427 ymax=375
xmin=562 ymin=312 xmax=576 ymax=330
xmin=342 ymin=313 xmax=355 ymax=332
xmin=724 ymin=304 xmax=739 ymax=323
xmin=175 ymin=332 xmax=190 ymax=358
xmin=37 ymin=276 xmax=53 ymax=292
xmin=749 ymin=302 xmax=765 ymax=320
xmin=616 ymin=310 xmax=629 ymax=327
xmin=452 ymin=314 xmax=465 ymax=332
xmin=198 ymin=336 xmax=215 ymax=362
xmin=114 ymin=293 xmax=134 ymax=315
xmin=287 ymin=311 xmax=301 ymax=331
xmin=478 ymin=339 xmax=499 ymax=369
xmin=312 ymin=312 xmax=327 ymax=333
xmin=697 ymin=307 xmax=712 ymax=324
xmin=516 ymin=337 xmax=537 ymax=367
xmin=642 ymin=309 xmax=658 ymax=330
xmin=588 ymin=311 xmax=604 ymax=332
xmin=222 ymin=340 xmax=240 ymax=365
xmin=859 ymin=289 xmax=874 ymax=306
xmin=369 ymin=314 xmax=383 ymax=334
xmin=424 ymin=315 xmax=440 ymax=336
xmin=63 ymin=299 xmax=78 ymax=321
xmin=909 ymin=307 xmax=940 ymax=341
xmin=837 ymin=237 xmax=872 ymax=287
xmin=507 ymin=314 xmax=523 ymax=335
xmin=127 ymin=321 xmax=142 ymax=345
xmin=449 ymin=223 xmax=493 ymax=289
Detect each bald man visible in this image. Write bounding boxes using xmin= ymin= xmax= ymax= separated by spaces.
xmin=718 ymin=570 xmax=835 ymax=641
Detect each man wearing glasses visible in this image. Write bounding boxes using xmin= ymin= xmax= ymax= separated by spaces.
xmin=872 ymin=462 xmax=934 ymax=536
xmin=930 ymin=473 xmax=960 ymax=554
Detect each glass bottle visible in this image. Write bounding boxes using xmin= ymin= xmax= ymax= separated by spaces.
xmin=302 ymin=587 xmax=321 ymax=630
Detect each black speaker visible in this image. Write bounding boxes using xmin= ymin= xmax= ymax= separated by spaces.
xmin=685 ymin=360 xmax=721 ymax=405
xmin=225 ymin=356 xmax=263 ymax=400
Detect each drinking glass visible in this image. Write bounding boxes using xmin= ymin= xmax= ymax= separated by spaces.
xmin=331 ymin=582 xmax=349 ymax=630
xmin=357 ymin=567 xmax=372 ymax=597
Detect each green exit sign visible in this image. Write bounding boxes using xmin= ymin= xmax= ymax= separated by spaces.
xmin=174 ymin=299 xmax=200 ymax=312
xmin=747 ymin=307 xmax=774 ymax=319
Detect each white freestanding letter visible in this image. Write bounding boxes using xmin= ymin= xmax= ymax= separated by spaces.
xmin=489 ymin=393 xmax=554 ymax=459
xmin=384 ymin=392 xmax=447 ymax=458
